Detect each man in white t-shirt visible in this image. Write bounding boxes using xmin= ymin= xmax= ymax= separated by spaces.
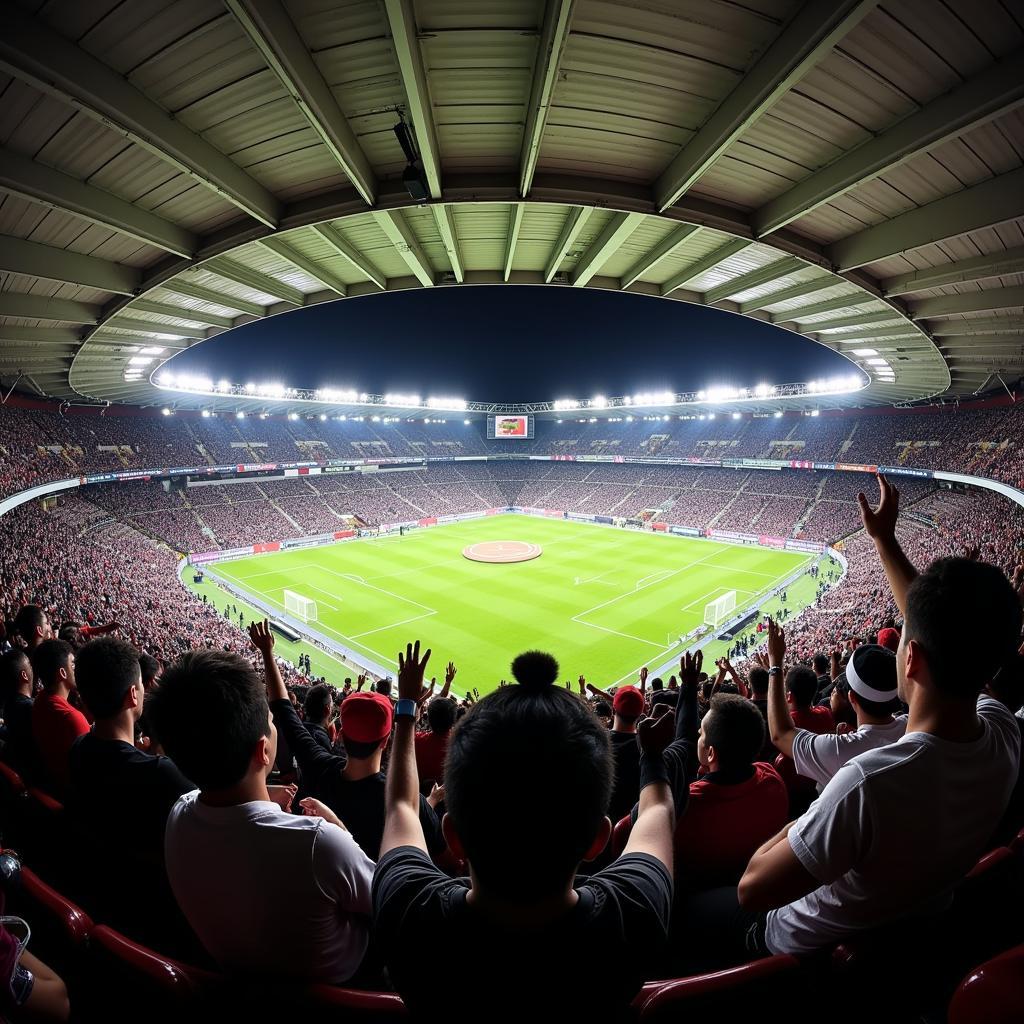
xmin=738 ymin=474 xmax=1022 ymax=957
xmin=151 ymin=641 xmax=375 ymax=984
xmin=767 ymin=640 xmax=907 ymax=790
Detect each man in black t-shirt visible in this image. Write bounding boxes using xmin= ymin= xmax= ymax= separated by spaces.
xmin=608 ymin=684 xmax=643 ymax=823
xmin=0 ymin=649 xmax=35 ymax=777
xmin=303 ymin=684 xmax=334 ymax=753
xmin=373 ymin=643 xmax=688 ymax=1021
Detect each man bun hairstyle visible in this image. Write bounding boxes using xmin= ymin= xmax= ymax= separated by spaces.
xmin=445 ymin=649 xmax=612 ymax=900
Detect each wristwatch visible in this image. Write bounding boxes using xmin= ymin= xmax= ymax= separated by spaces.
xmin=768 ymin=666 xmax=782 ymax=677
xmin=395 ymin=698 xmax=418 ymax=718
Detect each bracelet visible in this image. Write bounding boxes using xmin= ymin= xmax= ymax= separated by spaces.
xmin=768 ymin=666 xmax=782 ymax=676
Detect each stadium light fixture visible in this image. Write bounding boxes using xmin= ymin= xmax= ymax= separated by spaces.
xmin=708 ymin=413 xmax=716 ymax=420
xmin=161 ymin=407 xmax=171 ymax=416
xmin=139 ymin=346 xmax=166 ymax=356
xmin=866 ymin=358 xmax=889 ymax=366
xmin=851 ymin=348 xmax=878 ymax=357
xmin=591 ymin=395 xmax=607 ymax=408
xmin=732 ymin=412 xmax=742 ymax=420
xmin=236 ymin=411 xmax=245 ymax=419
xmin=774 ymin=410 xmax=784 ymax=418
xmin=244 ymin=382 xmax=256 ymax=393
xmin=463 ymin=418 xmax=471 ymax=425
xmin=128 ymin=356 xmax=154 ymax=366
xmin=427 ymin=397 xmax=467 ymax=410
xmin=554 ymin=399 xmax=579 ymax=411
xmin=319 ymin=414 xmax=327 ymax=421
xmin=811 ymin=410 xmax=820 ymax=417
xmin=215 ymin=379 xmax=232 ymax=392
xmin=754 ymin=383 xmax=772 ymax=397
xmin=201 ymin=410 xmax=211 ymax=418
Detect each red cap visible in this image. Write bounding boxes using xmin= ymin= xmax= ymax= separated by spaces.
xmin=613 ymin=686 xmax=644 ymax=717
xmin=877 ymin=627 xmax=901 ymax=653
xmin=340 ymin=692 xmax=393 ymax=744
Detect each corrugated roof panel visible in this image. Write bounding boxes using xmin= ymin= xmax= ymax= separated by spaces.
xmin=687 ymin=246 xmax=776 ymax=293
xmin=421 ymin=29 xmax=536 ymax=69
xmin=86 ymin=147 xmax=183 ymax=204
xmin=451 ymin=205 xmax=509 ymax=241
xmin=643 ymin=230 xmax=736 ymax=288
xmin=288 ymin=0 xmax=387 ymax=50
xmin=236 ymin=143 xmax=344 ymax=195
xmin=792 ymin=202 xmax=874 ymax=245
xmin=202 ymin=98 xmax=309 ymax=156
xmin=926 ymin=113 xmax=1024 ymax=179
xmin=415 ymin=0 xmax=544 ymax=32
xmin=732 ymin=267 xmax=828 ymax=305
xmin=175 ymin=69 xmax=292 ymax=136
xmin=314 ymin=38 xmax=399 ymax=90
xmin=765 ymin=281 xmax=869 ymax=314
xmin=692 ymin=157 xmax=796 ymax=209
xmin=145 ymin=183 xmax=241 ymax=235
xmin=0 ymin=195 xmax=50 ymax=238
xmin=797 ymin=301 xmax=895 ymax=325
xmin=439 ymin=124 xmax=521 ymax=171
xmin=150 ymin=287 xmax=253 ymax=318
xmin=83 ymin=235 xmax=160 ymax=269
xmin=575 ymin=0 xmax=795 ymax=68
xmin=0 ymin=81 xmax=72 ymax=152
xmin=75 ymin=0 xmax=223 ymax=74
xmin=34 ymin=113 xmax=134 ymax=180
xmin=538 ymin=125 xmax=678 ymax=182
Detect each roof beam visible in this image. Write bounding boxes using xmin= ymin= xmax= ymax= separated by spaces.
xmin=571 ymin=212 xmax=644 ymax=287
xmin=738 ymin=275 xmax=835 ymax=313
xmin=0 ymin=234 xmax=140 ymax=295
xmin=828 ymin=167 xmax=1024 ymax=272
xmin=431 ymin=205 xmax=464 ymax=283
xmin=257 ymin=236 xmax=347 ymax=295
xmin=0 ymin=293 xmax=100 ymax=324
xmin=205 ymin=258 xmax=305 ymax=305
xmin=908 ymin=286 xmax=1024 ymax=319
xmin=752 ymin=50 xmax=1024 ymax=236
xmin=620 ymin=225 xmax=702 ymax=289
xmin=800 ymin=311 xmax=904 ymax=332
xmin=225 ymin=0 xmax=376 ymax=206
xmin=544 ymin=206 xmax=591 ymax=283
xmin=654 ymin=0 xmax=879 ymax=211
xmin=519 ymin=0 xmax=575 ymax=197
xmin=0 ymin=326 xmax=80 ymax=344
xmin=311 ymin=224 xmax=386 ymax=291
xmin=703 ymin=256 xmax=804 ymax=303
xmin=0 ymin=8 xmax=281 ymax=228
xmin=828 ymin=328 xmax=920 ymax=342
xmin=882 ymin=246 xmax=1024 ymax=296
xmin=128 ymin=300 xmax=235 ymax=329
xmin=373 ymin=210 xmax=435 ymax=287
xmin=938 ymin=336 xmax=1023 ymax=350
xmin=775 ymin=293 xmax=878 ymax=321
xmin=383 ymin=0 xmax=441 ymax=200
xmin=503 ymin=205 xmax=525 ymax=282
xmin=160 ymin=281 xmax=265 ymax=317
xmin=924 ymin=316 xmax=1024 ymax=336
xmin=661 ymin=239 xmax=749 ymax=296
xmin=0 ymin=148 xmax=196 ymax=258
xmin=95 ymin=319 xmax=205 ymax=339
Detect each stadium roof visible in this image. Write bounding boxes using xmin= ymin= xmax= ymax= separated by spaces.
xmin=1 ymin=0 xmax=1022 ymax=411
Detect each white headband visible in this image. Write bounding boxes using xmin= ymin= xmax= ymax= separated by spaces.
xmin=846 ymin=651 xmax=898 ymax=703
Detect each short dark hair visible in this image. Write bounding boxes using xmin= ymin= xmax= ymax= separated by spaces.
xmin=426 ymin=696 xmax=457 ymax=735
xmin=0 ymin=649 xmax=30 ymax=701
xmin=593 ymin=699 xmax=612 ymax=718
xmin=31 ymin=639 xmax=73 ymax=689
xmin=785 ymin=665 xmax=818 ymax=709
xmin=905 ymin=558 xmax=1022 ymax=699
xmin=342 ymin=736 xmax=386 ymax=760
xmin=304 ymin=684 xmax=333 ymax=723
xmin=650 ymin=677 xmax=664 ymax=691
xmin=149 ymin=650 xmax=271 ymax=791
xmin=701 ymin=694 xmax=766 ymax=772
xmin=444 ymin=651 xmax=612 ymax=899
xmin=812 ymin=654 xmax=829 ymax=675
xmin=76 ymin=638 xmax=142 ymax=719
xmin=13 ymin=605 xmax=46 ymax=642
xmin=748 ymin=666 xmax=769 ymax=696
xmin=138 ymin=653 xmax=160 ymax=686
xmin=375 ymin=678 xmax=393 ymax=698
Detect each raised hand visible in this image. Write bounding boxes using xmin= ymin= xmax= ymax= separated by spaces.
xmin=397 ymin=640 xmax=431 ymax=702
xmin=639 ymin=665 xmax=649 ymax=690
xmin=679 ymin=649 xmax=703 ymax=689
xmin=248 ymin=619 xmax=275 ymax=658
xmin=857 ymin=473 xmax=900 ymax=542
xmin=267 ymin=783 xmax=296 ymax=812
xmin=298 ymin=796 xmax=346 ymax=831
xmin=766 ymin=618 xmax=786 ymax=668
xmin=445 ymin=661 xmax=457 ymax=685
xmin=637 ymin=708 xmax=676 ymax=755
xmin=578 ymin=674 xmax=586 ymax=695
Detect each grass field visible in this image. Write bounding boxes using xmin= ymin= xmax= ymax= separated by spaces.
xmin=201 ymin=516 xmax=814 ymax=693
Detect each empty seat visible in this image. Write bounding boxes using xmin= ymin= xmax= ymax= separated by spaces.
xmin=948 ymin=943 xmax=1024 ymax=1024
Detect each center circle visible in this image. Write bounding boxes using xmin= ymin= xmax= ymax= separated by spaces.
xmin=462 ymin=540 xmax=543 ymax=564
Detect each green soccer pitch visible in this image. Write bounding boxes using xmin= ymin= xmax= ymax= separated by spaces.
xmin=202 ymin=516 xmax=816 ymax=694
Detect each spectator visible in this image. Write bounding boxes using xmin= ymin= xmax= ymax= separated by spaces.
xmin=828 ymin=677 xmax=859 ymax=732
xmin=786 ymin=665 xmax=835 ymax=735
xmin=151 ymin=642 xmax=375 ymax=984
xmin=673 ymin=693 xmax=787 ymax=892
xmin=373 ymin=643 xmax=678 ymax=1021
xmin=0 ymin=649 xmax=34 ymax=776
xmin=608 ymin=683 xmax=644 ymax=823
xmin=29 ymin=640 xmax=87 ymax=793
xmin=415 ymin=664 xmax=457 ymax=788
xmin=255 ymin=622 xmax=442 ymax=862
xmin=13 ymin=606 xmax=51 ymax=653
xmin=812 ymin=653 xmax=831 ymax=699
xmin=738 ymin=475 xmax=1022 ymax=958
xmin=878 ymin=626 xmax=901 ymax=653
xmin=303 ymin=684 xmax=335 ymax=753
xmin=138 ymin=652 xmax=161 ymax=691
xmin=767 ymin=630 xmax=908 ymax=791
xmin=747 ymin=665 xmax=777 ymax=763
xmin=0 ymin=889 xmax=69 ymax=1022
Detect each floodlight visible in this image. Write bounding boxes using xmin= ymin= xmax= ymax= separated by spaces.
xmin=245 ymin=382 xmax=257 ymax=393
xmin=774 ymin=410 xmax=783 ymax=418
xmin=810 ymin=410 xmax=820 ymax=417
xmin=236 ymin=411 xmax=246 ymax=419
xmin=128 ymin=356 xmax=153 ymax=366
xmin=319 ymin=414 xmax=327 ymax=421
xmin=708 ymin=413 xmax=716 ymax=420
xmin=139 ymin=346 xmax=166 ymax=355
xmin=216 ymin=379 xmax=232 ymax=392
xmin=754 ymin=383 xmax=771 ymax=397
xmin=161 ymin=408 xmax=171 ymax=416
xmin=732 ymin=412 xmax=741 ymax=420
xmin=463 ymin=419 xmax=471 ymax=425
xmin=158 ymin=372 xmax=174 ymax=385
xmin=202 ymin=410 xmax=211 ymax=418
xmin=866 ymin=358 xmax=888 ymax=366
xmin=591 ymin=395 xmax=607 ymax=408
xmin=851 ymin=348 xmax=878 ymax=357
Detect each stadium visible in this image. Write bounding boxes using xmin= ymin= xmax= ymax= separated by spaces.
xmin=0 ymin=0 xmax=1022 ymax=1020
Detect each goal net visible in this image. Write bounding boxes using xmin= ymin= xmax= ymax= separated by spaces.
xmin=703 ymin=590 xmax=737 ymax=628
xmin=284 ymin=589 xmax=318 ymax=623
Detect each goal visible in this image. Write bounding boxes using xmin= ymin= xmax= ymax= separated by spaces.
xmin=284 ymin=589 xmax=318 ymax=623
xmin=703 ymin=590 xmax=737 ymax=628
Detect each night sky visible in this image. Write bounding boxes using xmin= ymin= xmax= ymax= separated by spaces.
xmin=171 ymin=286 xmax=850 ymax=402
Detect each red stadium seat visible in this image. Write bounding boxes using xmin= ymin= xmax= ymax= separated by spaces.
xmin=610 ymin=813 xmax=632 ymax=859
xmin=948 ymin=944 xmax=1024 ymax=1024
xmin=0 ymin=760 xmax=26 ymax=797
xmin=25 ymin=785 xmax=63 ymax=815
xmin=89 ymin=924 xmax=217 ymax=999
xmin=303 ymin=982 xmax=409 ymax=1017
xmin=635 ymin=956 xmax=802 ymax=1020
xmin=1009 ymin=827 xmax=1024 ymax=855
xmin=966 ymin=845 xmax=1013 ymax=879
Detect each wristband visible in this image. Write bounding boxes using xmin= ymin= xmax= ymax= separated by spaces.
xmin=394 ymin=698 xmax=417 ymax=718
xmin=768 ymin=666 xmax=782 ymax=676
xmin=638 ymin=749 xmax=669 ymax=790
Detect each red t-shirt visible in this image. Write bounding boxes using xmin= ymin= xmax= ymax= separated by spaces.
xmin=674 ymin=762 xmax=789 ymax=888
xmin=414 ymin=730 xmax=450 ymax=785
xmin=31 ymin=692 xmax=90 ymax=792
